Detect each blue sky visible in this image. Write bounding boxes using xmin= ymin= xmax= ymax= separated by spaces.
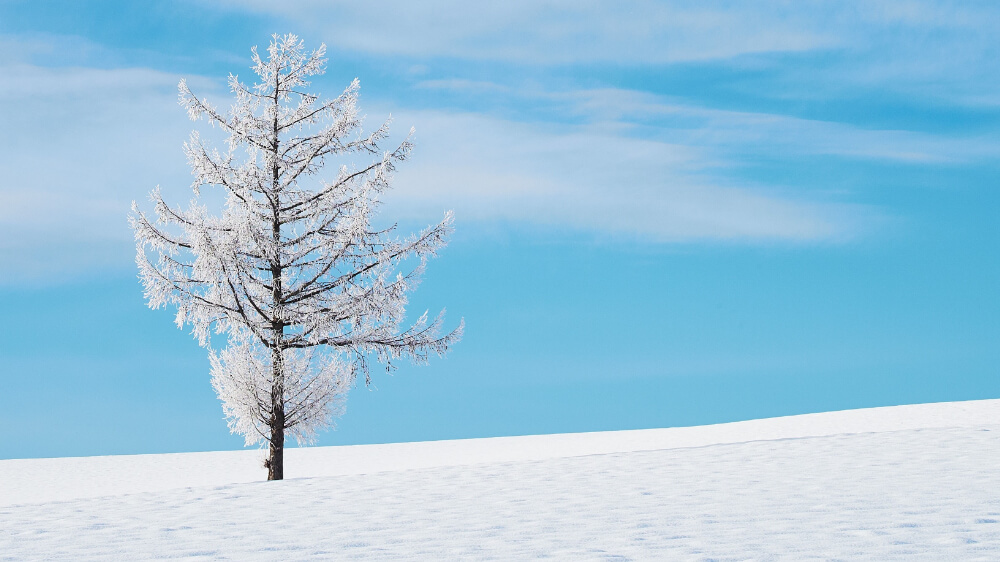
xmin=1 ymin=1 xmax=998 ymax=458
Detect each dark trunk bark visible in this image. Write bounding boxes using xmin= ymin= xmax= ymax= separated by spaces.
xmin=266 ymin=79 xmax=285 ymax=482
xmin=266 ymin=342 xmax=285 ymax=480
xmin=267 ymin=404 xmax=285 ymax=480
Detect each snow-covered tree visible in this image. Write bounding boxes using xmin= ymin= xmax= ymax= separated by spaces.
xmin=130 ymin=34 xmax=462 ymax=480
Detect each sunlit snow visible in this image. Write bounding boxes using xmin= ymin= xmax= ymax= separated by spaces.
xmin=2 ymin=400 xmax=998 ymax=559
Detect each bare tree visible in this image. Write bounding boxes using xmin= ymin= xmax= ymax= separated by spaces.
xmin=130 ymin=34 xmax=462 ymax=480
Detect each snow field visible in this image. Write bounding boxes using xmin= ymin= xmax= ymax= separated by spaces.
xmin=1 ymin=399 xmax=998 ymax=559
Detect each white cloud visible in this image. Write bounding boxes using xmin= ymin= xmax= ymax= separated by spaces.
xmin=220 ymin=0 xmax=837 ymax=64
xmin=214 ymin=0 xmax=1000 ymax=109
xmin=383 ymin=110 xmax=862 ymax=242
xmin=218 ymin=1 xmax=999 ymax=66
xmin=548 ymin=88 xmax=1000 ymax=163
xmin=0 ymin=64 xmax=201 ymax=283
xmin=375 ymin=87 xmax=1000 ymax=242
xmin=6 ymin=51 xmax=995 ymax=281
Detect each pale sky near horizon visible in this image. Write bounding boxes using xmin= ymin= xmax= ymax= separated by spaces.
xmin=1 ymin=1 xmax=998 ymax=458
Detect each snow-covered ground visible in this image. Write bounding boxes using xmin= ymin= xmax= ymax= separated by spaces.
xmin=2 ymin=400 xmax=998 ymax=560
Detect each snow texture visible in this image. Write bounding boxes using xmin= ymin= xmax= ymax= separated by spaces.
xmin=2 ymin=400 xmax=998 ymax=560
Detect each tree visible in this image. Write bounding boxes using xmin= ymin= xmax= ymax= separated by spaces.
xmin=129 ymin=34 xmax=462 ymax=480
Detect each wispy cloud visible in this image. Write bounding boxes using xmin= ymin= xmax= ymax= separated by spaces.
xmin=3 ymin=59 xmax=990 ymax=283
xmin=222 ymin=0 xmax=836 ymax=64
xmin=379 ymin=86 xmax=996 ymax=243
xmin=4 ymin=0 xmax=998 ymax=281
xmin=220 ymin=0 xmax=1000 ymax=109
xmin=384 ymin=109 xmax=867 ymax=242
xmin=0 ymin=63 xmax=198 ymax=283
xmin=544 ymin=88 xmax=1000 ymax=163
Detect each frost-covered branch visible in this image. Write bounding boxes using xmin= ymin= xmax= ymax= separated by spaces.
xmin=130 ymin=34 xmax=461 ymax=478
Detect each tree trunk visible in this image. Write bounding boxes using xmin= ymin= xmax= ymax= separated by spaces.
xmin=267 ymin=409 xmax=285 ymax=480
xmin=266 ymin=347 xmax=285 ymax=480
xmin=266 ymin=82 xmax=286 ymax=482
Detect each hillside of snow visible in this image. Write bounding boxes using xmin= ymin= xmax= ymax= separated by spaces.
xmin=2 ymin=400 xmax=999 ymax=560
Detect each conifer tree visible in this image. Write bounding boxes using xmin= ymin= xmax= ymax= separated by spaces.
xmin=130 ymin=34 xmax=461 ymax=480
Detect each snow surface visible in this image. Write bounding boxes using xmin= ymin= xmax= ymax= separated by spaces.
xmin=2 ymin=399 xmax=998 ymax=560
